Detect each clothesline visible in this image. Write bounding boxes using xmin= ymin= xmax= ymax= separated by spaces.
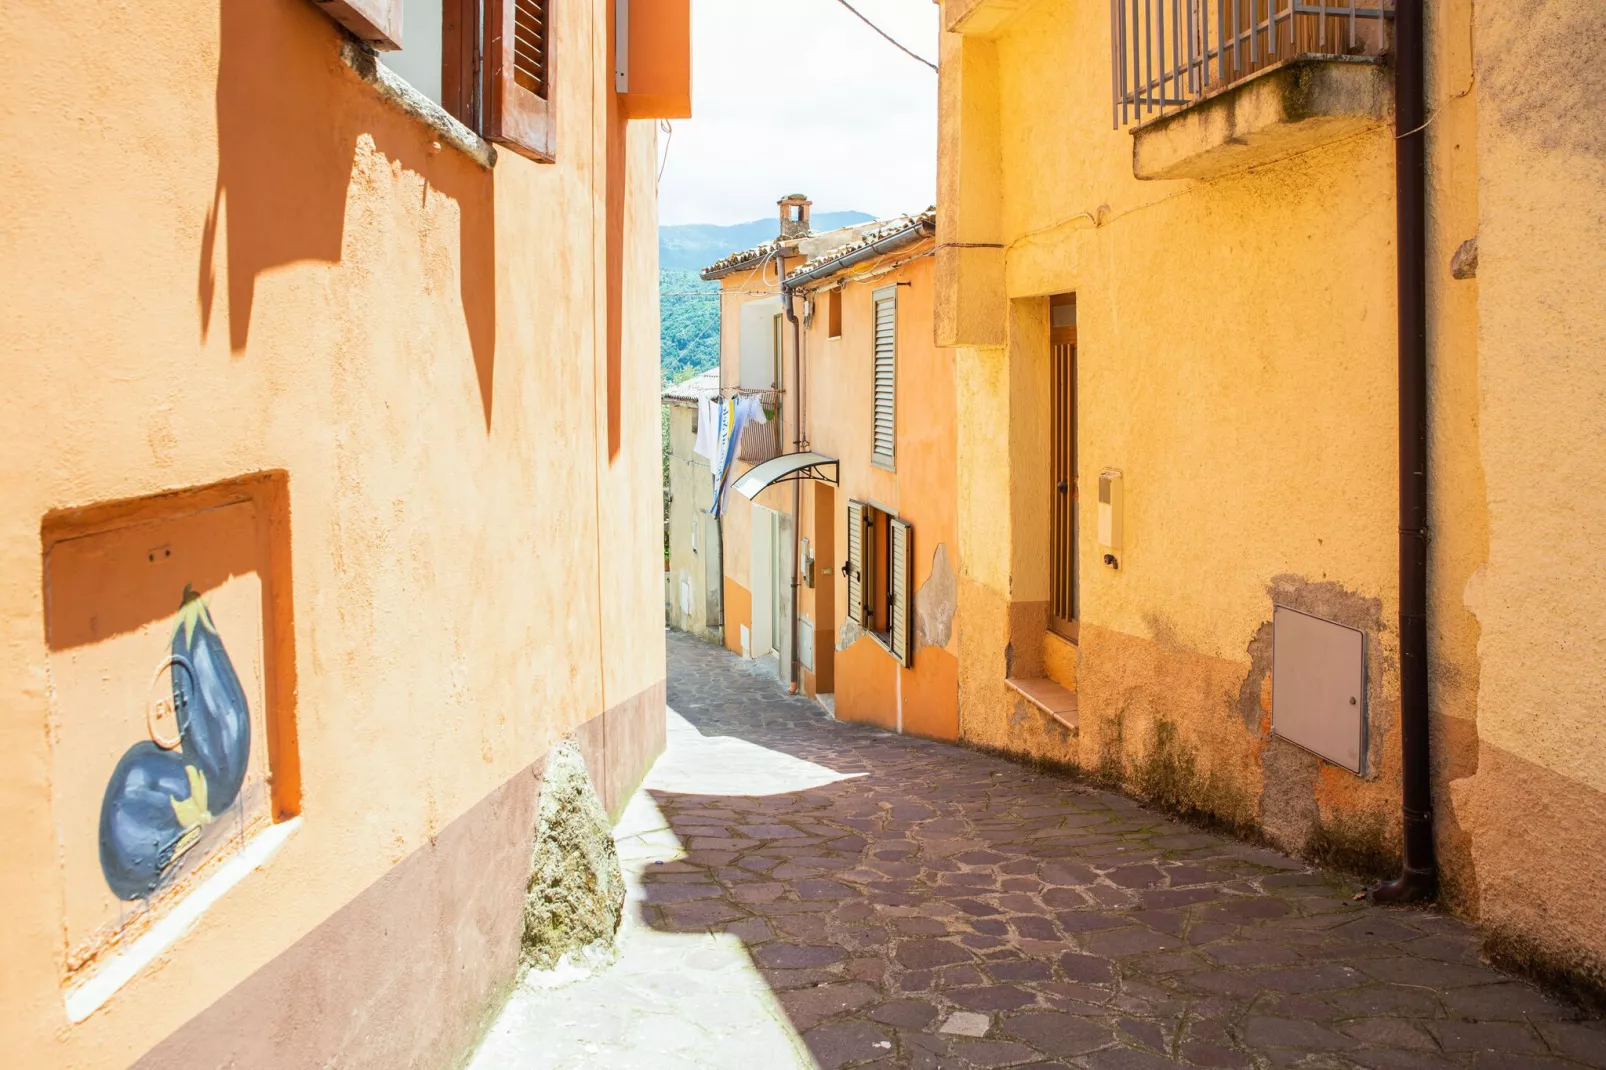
xmin=693 ymin=393 xmax=773 ymax=518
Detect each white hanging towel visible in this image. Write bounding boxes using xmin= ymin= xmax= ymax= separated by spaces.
xmin=692 ymin=394 xmax=720 ymax=460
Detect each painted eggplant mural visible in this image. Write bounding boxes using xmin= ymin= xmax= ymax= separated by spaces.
xmin=98 ymin=586 xmax=253 ymax=902
xmin=171 ymin=585 xmax=252 ymax=811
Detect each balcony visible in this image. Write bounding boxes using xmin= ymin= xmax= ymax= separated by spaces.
xmin=736 ymin=392 xmax=783 ymax=465
xmin=1112 ymin=1 xmax=1394 ymax=181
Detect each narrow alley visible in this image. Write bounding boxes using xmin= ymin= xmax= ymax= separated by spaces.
xmin=475 ymin=631 xmax=1606 ymax=1070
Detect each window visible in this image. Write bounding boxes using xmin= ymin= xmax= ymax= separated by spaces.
xmin=386 ymin=0 xmax=445 ymax=102
xmin=827 ymin=288 xmax=843 ymax=339
xmin=1049 ymin=294 xmax=1078 ymax=637
xmin=738 ymin=296 xmax=783 ymax=389
xmin=379 ymin=0 xmax=555 ymax=162
xmin=846 ymin=501 xmax=913 ymax=666
xmin=871 ymin=286 xmax=897 ymax=469
xmin=773 ymin=313 xmax=785 ymax=390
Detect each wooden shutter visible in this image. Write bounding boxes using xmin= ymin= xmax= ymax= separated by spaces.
xmin=315 ymin=0 xmax=402 ymax=50
xmin=889 ymin=518 xmax=913 ymax=667
xmin=486 ymin=0 xmax=555 ymax=162
xmin=846 ymin=500 xmax=867 ymax=629
xmin=871 ymin=288 xmax=897 ymax=468
xmin=1050 ymin=294 xmax=1078 ymax=636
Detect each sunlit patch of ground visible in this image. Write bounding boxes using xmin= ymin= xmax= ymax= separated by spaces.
xmin=468 ymin=709 xmax=857 ymax=1069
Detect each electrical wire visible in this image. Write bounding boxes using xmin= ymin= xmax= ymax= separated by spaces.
xmin=828 ymin=0 xmax=938 ymax=72
xmin=657 ymin=120 xmax=674 ymax=186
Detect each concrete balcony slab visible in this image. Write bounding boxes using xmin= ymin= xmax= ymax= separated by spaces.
xmin=1132 ymin=57 xmax=1391 ymax=181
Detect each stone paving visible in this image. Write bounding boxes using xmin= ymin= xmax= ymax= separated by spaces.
xmin=477 ymin=631 xmax=1606 ymax=1069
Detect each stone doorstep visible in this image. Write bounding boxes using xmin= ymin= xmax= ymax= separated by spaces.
xmin=1005 ymin=677 xmax=1080 ymax=735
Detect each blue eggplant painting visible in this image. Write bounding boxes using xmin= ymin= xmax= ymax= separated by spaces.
xmin=98 ymin=586 xmax=252 ymax=902
xmin=170 ymin=585 xmax=252 ymax=811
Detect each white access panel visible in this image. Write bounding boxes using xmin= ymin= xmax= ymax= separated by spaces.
xmin=1271 ymin=605 xmax=1367 ymax=774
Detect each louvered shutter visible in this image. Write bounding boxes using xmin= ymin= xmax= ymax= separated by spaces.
xmin=486 ymin=0 xmax=555 ymax=162
xmin=846 ymin=500 xmax=867 ymax=629
xmin=889 ymin=518 xmax=913 ymax=667
xmin=871 ymin=288 xmax=897 ymax=468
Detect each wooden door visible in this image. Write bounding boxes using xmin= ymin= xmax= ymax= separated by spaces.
xmin=1050 ymin=294 xmax=1078 ymax=638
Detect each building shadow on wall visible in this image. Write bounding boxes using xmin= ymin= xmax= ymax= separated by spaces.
xmin=198 ymin=0 xmax=498 ymax=430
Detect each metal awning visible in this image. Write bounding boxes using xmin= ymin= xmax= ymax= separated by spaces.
xmin=732 ymin=452 xmax=839 ymax=500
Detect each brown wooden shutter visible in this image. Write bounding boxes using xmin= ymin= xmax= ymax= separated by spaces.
xmin=871 ymin=288 xmax=897 ymax=468
xmin=314 ymin=0 xmax=402 ymax=50
xmin=486 ymin=0 xmax=555 ymax=162
xmin=1050 ymin=294 xmax=1078 ymax=636
xmin=889 ymin=518 xmax=913 ymax=667
xmin=846 ymin=501 xmax=867 ymax=629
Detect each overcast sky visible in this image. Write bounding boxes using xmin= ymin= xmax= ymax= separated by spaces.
xmin=657 ymin=0 xmax=939 ymax=227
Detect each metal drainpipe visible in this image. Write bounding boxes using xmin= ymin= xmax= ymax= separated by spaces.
xmin=1371 ymin=0 xmax=1435 ymax=904
xmin=784 ymin=268 xmax=803 ymax=692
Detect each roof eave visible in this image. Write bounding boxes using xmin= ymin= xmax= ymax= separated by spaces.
xmin=786 ymin=220 xmax=936 ymax=289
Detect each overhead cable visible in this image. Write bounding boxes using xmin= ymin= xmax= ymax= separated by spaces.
xmin=829 ymin=0 xmax=938 ymax=72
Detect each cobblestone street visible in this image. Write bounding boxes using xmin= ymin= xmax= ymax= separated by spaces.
xmin=478 ymin=631 xmax=1606 ymax=1069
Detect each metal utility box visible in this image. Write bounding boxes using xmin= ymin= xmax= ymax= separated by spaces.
xmin=799 ymin=617 xmax=815 ymax=672
xmin=1271 ymin=605 xmax=1367 ymax=774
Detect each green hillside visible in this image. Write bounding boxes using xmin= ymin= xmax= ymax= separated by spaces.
xmin=660 ymin=269 xmax=720 ymax=385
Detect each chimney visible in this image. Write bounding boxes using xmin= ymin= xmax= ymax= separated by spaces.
xmin=778 ymin=194 xmax=812 ymax=240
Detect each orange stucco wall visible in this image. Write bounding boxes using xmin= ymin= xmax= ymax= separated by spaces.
xmin=0 ymin=0 xmax=666 ymax=1065
xmin=723 ymin=579 xmax=753 ymax=656
xmin=619 ymin=0 xmax=694 ymax=119
xmin=799 ymin=250 xmax=960 ymax=742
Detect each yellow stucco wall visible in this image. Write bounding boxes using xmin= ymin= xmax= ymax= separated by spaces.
xmin=935 ymin=0 xmax=1606 ymax=980
xmin=0 ymin=0 xmax=665 ymax=1063
xmin=665 ymin=401 xmax=721 ymax=640
xmin=1446 ymin=0 xmax=1606 ymax=990
xmin=714 ymin=264 xmax=791 ymax=659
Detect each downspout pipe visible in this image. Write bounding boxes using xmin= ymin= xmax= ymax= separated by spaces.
xmin=784 ymin=266 xmax=803 ymax=692
xmin=1371 ymin=0 xmax=1435 ymax=904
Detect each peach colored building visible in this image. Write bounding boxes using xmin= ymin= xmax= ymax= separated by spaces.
xmin=703 ymin=204 xmax=958 ymax=741
xmin=1 ymin=0 xmax=687 ymax=1066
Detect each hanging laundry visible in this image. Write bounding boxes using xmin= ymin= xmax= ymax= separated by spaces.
xmin=713 ymin=395 xmax=765 ymax=517
xmin=736 ymin=394 xmax=777 ymax=464
xmin=692 ymin=393 xmax=720 ymax=460
xmin=710 ymin=397 xmax=739 ymax=516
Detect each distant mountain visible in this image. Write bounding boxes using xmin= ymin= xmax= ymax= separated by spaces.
xmin=659 ymin=211 xmax=876 ymax=271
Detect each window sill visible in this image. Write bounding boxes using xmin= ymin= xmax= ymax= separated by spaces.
xmin=1131 ymin=56 xmax=1389 ymax=182
xmin=340 ymin=39 xmax=497 ymax=171
xmin=63 ymin=818 xmax=303 ymax=1023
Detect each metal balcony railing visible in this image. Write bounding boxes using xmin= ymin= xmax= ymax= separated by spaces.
xmin=1111 ymin=0 xmax=1393 ymax=128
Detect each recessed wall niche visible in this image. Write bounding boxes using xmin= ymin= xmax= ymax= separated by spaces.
xmin=42 ymin=473 xmax=298 ymax=980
